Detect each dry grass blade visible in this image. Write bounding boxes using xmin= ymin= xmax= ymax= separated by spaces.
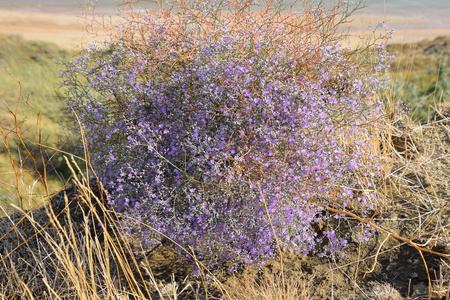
xmin=223 ymin=271 xmax=313 ymax=300
xmin=0 ymin=104 xmax=172 ymax=299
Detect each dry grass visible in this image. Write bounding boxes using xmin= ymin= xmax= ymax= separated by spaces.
xmin=0 ymin=159 xmax=154 ymax=299
xmin=366 ymin=283 xmax=403 ymax=300
xmin=223 ymin=271 xmax=313 ymax=300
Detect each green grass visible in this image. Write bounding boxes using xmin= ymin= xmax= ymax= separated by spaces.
xmin=0 ymin=34 xmax=73 ymax=137
xmin=0 ymin=34 xmax=77 ymax=209
xmin=386 ymin=36 xmax=450 ymax=122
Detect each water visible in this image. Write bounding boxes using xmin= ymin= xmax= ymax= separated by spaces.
xmin=357 ymin=0 xmax=450 ymax=28
xmin=0 ymin=0 xmax=448 ymax=28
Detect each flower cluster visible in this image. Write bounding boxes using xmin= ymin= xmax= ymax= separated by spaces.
xmin=61 ymin=1 xmax=393 ymax=269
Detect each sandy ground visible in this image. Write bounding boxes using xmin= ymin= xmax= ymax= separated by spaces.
xmin=0 ymin=8 xmax=449 ymax=50
xmin=0 ymin=10 xmax=118 ymax=50
xmin=346 ymin=14 xmax=450 ymax=43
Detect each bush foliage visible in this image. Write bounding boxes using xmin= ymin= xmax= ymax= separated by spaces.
xmin=61 ymin=0 xmax=395 ymax=269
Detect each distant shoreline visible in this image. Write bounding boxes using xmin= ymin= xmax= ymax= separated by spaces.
xmin=0 ymin=7 xmax=448 ymax=49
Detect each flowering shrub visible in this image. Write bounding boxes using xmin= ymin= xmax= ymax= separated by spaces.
xmin=61 ymin=0 xmax=394 ymax=269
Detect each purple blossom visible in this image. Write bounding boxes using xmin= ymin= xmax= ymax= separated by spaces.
xmin=60 ymin=1 xmax=394 ymax=270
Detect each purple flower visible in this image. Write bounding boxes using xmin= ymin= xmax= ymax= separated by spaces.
xmin=61 ymin=0 xmax=393 ymax=270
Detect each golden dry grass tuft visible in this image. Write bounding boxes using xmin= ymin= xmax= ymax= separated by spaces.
xmin=223 ymin=271 xmax=313 ymax=300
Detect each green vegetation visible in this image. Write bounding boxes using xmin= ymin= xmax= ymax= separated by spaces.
xmin=0 ymin=34 xmax=76 ymax=209
xmin=0 ymin=34 xmax=73 ymax=125
xmin=386 ymin=36 xmax=450 ymax=122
